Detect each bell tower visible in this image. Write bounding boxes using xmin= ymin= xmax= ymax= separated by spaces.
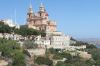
xmin=27 ymin=1 xmax=35 ymax=26
xmin=27 ymin=3 xmax=34 ymax=19
xmin=38 ymin=3 xmax=48 ymax=18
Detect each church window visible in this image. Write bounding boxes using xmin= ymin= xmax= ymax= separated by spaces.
xmin=40 ymin=13 xmax=42 ymax=16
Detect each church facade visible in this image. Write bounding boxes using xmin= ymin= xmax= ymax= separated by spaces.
xmin=26 ymin=3 xmax=56 ymax=32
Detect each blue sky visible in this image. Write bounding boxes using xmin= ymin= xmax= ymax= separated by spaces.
xmin=0 ymin=0 xmax=100 ymax=38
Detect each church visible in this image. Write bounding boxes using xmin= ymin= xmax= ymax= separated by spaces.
xmin=26 ymin=3 xmax=76 ymax=49
xmin=26 ymin=3 xmax=57 ymax=32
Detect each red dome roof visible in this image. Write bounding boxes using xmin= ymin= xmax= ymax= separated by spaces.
xmin=45 ymin=12 xmax=49 ymax=16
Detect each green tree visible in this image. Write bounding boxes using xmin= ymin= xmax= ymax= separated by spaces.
xmin=12 ymin=51 xmax=25 ymax=66
xmin=71 ymin=41 xmax=97 ymax=49
xmin=48 ymin=48 xmax=58 ymax=54
xmin=35 ymin=57 xmax=53 ymax=66
xmin=23 ymin=40 xmax=38 ymax=49
xmin=0 ymin=38 xmax=26 ymax=66
xmin=0 ymin=39 xmax=20 ymax=57
xmin=0 ymin=21 xmax=11 ymax=33
xmin=85 ymin=59 xmax=95 ymax=66
xmin=15 ymin=26 xmax=42 ymax=37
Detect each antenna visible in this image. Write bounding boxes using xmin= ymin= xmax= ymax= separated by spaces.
xmin=14 ymin=9 xmax=16 ymax=25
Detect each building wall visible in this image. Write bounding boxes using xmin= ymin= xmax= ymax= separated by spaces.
xmin=50 ymin=35 xmax=71 ymax=46
xmin=27 ymin=49 xmax=46 ymax=56
xmin=34 ymin=35 xmax=51 ymax=45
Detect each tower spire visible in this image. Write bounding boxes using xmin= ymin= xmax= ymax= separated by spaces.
xmin=40 ymin=3 xmax=44 ymax=8
xmin=29 ymin=0 xmax=32 ymax=9
xmin=28 ymin=0 xmax=34 ymax=14
xmin=27 ymin=0 xmax=34 ymax=20
xmin=39 ymin=3 xmax=45 ymax=12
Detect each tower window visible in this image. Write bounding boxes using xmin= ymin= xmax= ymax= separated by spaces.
xmin=40 ymin=13 xmax=42 ymax=16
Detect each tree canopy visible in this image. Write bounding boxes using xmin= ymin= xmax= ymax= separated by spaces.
xmin=23 ymin=40 xmax=38 ymax=49
xmin=0 ymin=38 xmax=25 ymax=66
xmin=0 ymin=21 xmax=11 ymax=33
xmin=14 ymin=26 xmax=46 ymax=37
xmin=35 ymin=57 xmax=53 ymax=66
xmin=0 ymin=21 xmax=46 ymax=37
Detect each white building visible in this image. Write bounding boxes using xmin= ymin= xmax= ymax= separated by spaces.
xmin=50 ymin=35 xmax=71 ymax=46
xmin=34 ymin=35 xmax=50 ymax=46
xmin=34 ymin=31 xmax=75 ymax=49
xmin=65 ymin=45 xmax=86 ymax=51
xmin=0 ymin=19 xmax=20 ymax=29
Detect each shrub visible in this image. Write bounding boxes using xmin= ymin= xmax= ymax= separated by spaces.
xmin=35 ymin=57 xmax=53 ymax=66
